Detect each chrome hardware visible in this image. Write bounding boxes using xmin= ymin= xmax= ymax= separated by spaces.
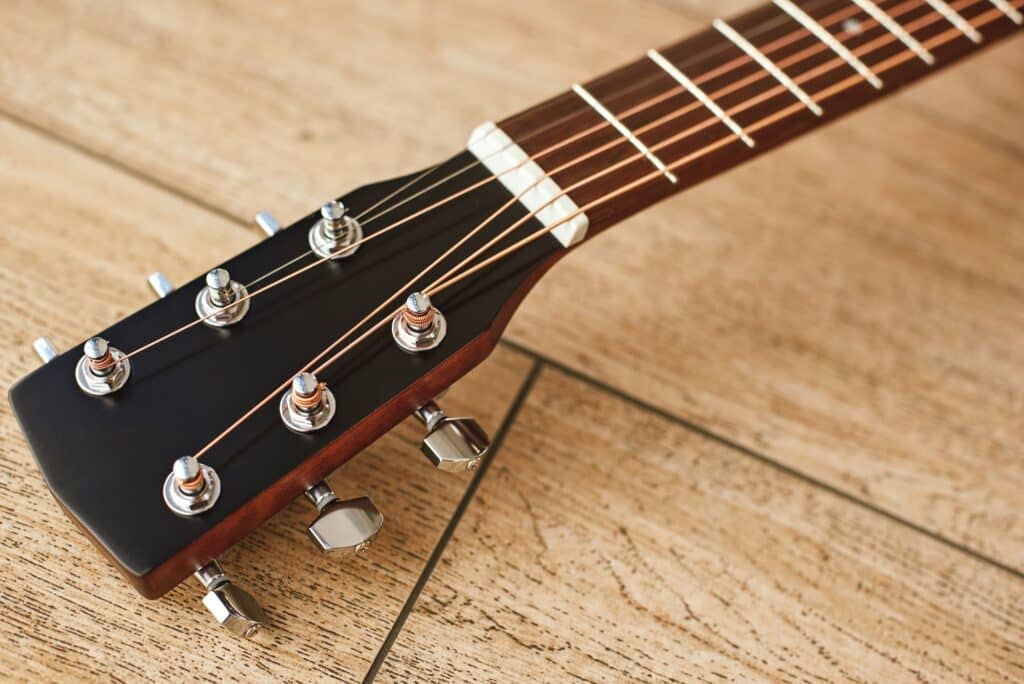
xmin=162 ymin=455 xmax=221 ymax=516
xmin=75 ymin=337 xmax=131 ymax=396
xmin=279 ymin=372 xmax=336 ymax=433
xmin=308 ymin=200 xmax=362 ymax=259
xmin=392 ymin=292 xmax=447 ymax=353
xmin=195 ymin=267 xmax=250 ymax=327
xmin=304 ymin=481 xmax=384 ymax=555
xmin=194 ymin=561 xmax=267 ymax=638
xmin=147 ymin=271 xmax=175 ymax=298
xmin=32 ymin=337 xmax=58 ymax=364
xmin=254 ymin=211 xmax=282 ymax=237
xmin=414 ymin=400 xmax=490 ymax=472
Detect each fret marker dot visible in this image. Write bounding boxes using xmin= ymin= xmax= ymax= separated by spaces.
xmin=842 ymin=18 xmax=863 ymax=35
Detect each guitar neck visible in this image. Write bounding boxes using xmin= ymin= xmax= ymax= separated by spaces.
xmin=495 ymin=0 xmax=1021 ymax=239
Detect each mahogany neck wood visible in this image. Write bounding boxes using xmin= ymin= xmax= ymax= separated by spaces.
xmin=498 ymin=0 xmax=1021 ymax=240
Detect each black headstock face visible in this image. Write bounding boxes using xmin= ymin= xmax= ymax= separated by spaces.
xmin=8 ymin=150 xmax=563 ymax=595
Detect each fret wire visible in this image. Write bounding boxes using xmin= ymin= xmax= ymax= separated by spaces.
xmin=924 ymin=0 xmax=985 ymax=41
xmin=850 ymin=0 xmax=936 ymax=63
xmin=647 ymin=48 xmax=757 ymax=148
xmin=712 ymin=18 xmax=824 ymax=116
xmin=773 ymin=0 xmax=885 ymax=89
xmin=988 ymin=0 xmax=1024 ymax=23
xmin=571 ymin=83 xmax=679 ymax=184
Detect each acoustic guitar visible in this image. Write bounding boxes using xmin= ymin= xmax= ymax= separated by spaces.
xmin=9 ymin=0 xmax=1022 ymax=636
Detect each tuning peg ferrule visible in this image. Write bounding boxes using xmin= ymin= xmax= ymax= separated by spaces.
xmin=195 ymin=267 xmax=250 ymax=327
xmin=163 ymin=455 xmax=222 ymax=516
xmin=279 ymin=372 xmax=336 ymax=433
xmin=304 ymin=481 xmax=383 ymax=555
xmin=414 ymin=400 xmax=489 ymax=472
xmin=75 ymin=336 xmax=131 ymax=396
xmin=392 ymin=292 xmax=447 ymax=353
xmin=194 ymin=560 xmax=266 ymax=638
xmin=254 ymin=211 xmax=282 ymax=237
xmin=309 ymin=200 xmax=362 ymax=259
xmin=147 ymin=271 xmax=175 ymax=298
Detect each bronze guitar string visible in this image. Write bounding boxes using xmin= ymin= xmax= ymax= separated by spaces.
xmin=189 ymin=0 xmax=1015 ymax=462
xmin=118 ymin=0 xmax=889 ymax=364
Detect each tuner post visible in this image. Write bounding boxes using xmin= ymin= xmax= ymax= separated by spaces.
xmin=74 ymin=336 xmax=131 ymax=396
xmin=162 ymin=455 xmax=222 ymax=516
xmin=309 ymin=200 xmax=363 ymax=260
xmin=279 ymin=372 xmax=336 ymax=433
xmin=195 ymin=267 xmax=250 ymax=327
xmin=392 ymin=292 xmax=447 ymax=353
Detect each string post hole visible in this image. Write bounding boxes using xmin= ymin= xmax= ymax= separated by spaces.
xmin=75 ymin=336 xmax=131 ymax=396
xmin=309 ymin=200 xmax=363 ymax=260
xmin=392 ymin=292 xmax=447 ymax=353
xmin=195 ymin=267 xmax=250 ymax=327
xmin=279 ymin=371 xmax=336 ymax=433
xmin=163 ymin=455 xmax=221 ymax=516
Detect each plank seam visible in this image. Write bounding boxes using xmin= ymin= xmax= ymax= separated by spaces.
xmin=497 ymin=338 xmax=1024 ymax=582
xmin=363 ymin=359 xmax=544 ymax=682
xmin=0 ymin=108 xmax=247 ymax=230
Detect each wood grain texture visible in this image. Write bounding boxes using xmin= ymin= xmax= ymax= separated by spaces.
xmin=0 ymin=117 xmax=535 ymax=680
xmin=377 ymin=368 xmax=1024 ymax=682
xmin=0 ymin=0 xmax=1020 ymax=567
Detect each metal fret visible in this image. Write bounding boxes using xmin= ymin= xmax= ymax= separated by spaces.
xmin=923 ymin=0 xmax=984 ymax=42
xmin=773 ymin=0 xmax=884 ymax=89
xmin=850 ymin=0 xmax=935 ymax=64
xmin=646 ymin=49 xmax=756 ymax=148
xmin=988 ymin=0 xmax=1023 ymax=24
xmin=571 ymin=83 xmax=679 ymax=184
xmin=713 ymin=18 xmax=824 ymax=117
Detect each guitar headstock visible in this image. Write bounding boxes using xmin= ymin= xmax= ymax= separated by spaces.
xmin=8 ymin=149 xmax=566 ymax=632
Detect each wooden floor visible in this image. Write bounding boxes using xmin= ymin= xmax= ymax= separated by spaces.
xmin=1 ymin=1 xmax=1021 ymax=681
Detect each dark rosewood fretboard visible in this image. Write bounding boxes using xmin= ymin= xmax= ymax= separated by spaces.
xmin=498 ymin=0 xmax=1021 ymax=238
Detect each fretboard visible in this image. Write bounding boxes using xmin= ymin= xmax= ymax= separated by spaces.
xmin=496 ymin=0 xmax=1022 ymax=238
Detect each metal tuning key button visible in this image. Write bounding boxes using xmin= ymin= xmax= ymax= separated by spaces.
xmin=147 ymin=271 xmax=175 ymax=298
xmin=162 ymin=455 xmax=222 ymax=516
xmin=75 ymin=337 xmax=131 ymax=396
xmin=194 ymin=560 xmax=267 ymax=638
xmin=392 ymin=292 xmax=447 ymax=353
xmin=304 ymin=481 xmax=384 ymax=555
xmin=32 ymin=337 xmax=58 ymax=364
xmin=195 ymin=267 xmax=250 ymax=327
xmin=254 ymin=211 xmax=281 ymax=237
xmin=414 ymin=400 xmax=490 ymax=472
xmin=308 ymin=200 xmax=363 ymax=259
xmin=279 ymin=372 xmax=336 ymax=433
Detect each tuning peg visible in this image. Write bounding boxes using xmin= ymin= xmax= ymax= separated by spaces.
xmin=194 ymin=560 xmax=266 ymax=638
xmin=414 ymin=400 xmax=490 ymax=472
xmin=147 ymin=271 xmax=175 ymax=298
xmin=254 ymin=211 xmax=281 ymax=237
xmin=304 ymin=481 xmax=383 ymax=555
xmin=32 ymin=337 xmax=58 ymax=364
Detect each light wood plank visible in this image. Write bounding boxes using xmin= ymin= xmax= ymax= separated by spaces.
xmin=378 ymin=368 xmax=1024 ymax=682
xmin=0 ymin=116 xmax=535 ymax=681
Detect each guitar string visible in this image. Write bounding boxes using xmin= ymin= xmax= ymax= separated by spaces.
xmin=246 ymin=0 xmax=871 ymax=290
xmin=120 ymin=0 xmax=908 ymax=363
xmin=244 ymin=162 xmax=445 ymax=289
xmin=188 ymin=0 xmax=1008 ymax=462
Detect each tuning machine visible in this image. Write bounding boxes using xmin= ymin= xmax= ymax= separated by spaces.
xmin=254 ymin=211 xmax=282 ymax=237
xmin=304 ymin=481 xmax=384 ymax=555
xmin=414 ymin=400 xmax=490 ymax=472
xmin=31 ymin=337 xmax=58 ymax=364
xmin=194 ymin=560 xmax=266 ymax=638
